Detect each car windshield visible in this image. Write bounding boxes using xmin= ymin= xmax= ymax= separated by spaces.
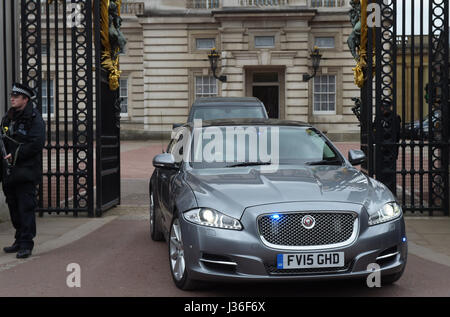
xmin=189 ymin=126 xmax=341 ymax=169
xmin=191 ymin=106 xmax=266 ymax=121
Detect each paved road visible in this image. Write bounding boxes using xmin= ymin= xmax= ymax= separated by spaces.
xmin=1 ymin=213 xmax=450 ymax=297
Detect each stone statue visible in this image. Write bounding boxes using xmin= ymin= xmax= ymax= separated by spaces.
xmin=351 ymin=97 xmax=362 ymax=125
xmin=101 ymin=0 xmax=127 ymax=90
xmin=347 ymin=0 xmax=361 ymax=60
xmin=108 ymin=0 xmax=127 ymax=60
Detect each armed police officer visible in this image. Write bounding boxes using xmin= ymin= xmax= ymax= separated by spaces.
xmin=1 ymin=83 xmax=45 ymax=259
xmin=376 ymin=99 xmax=401 ymax=195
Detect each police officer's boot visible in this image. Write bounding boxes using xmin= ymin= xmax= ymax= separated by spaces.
xmin=16 ymin=249 xmax=32 ymax=259
xmin=3 ymin=243 xmax=20 ymax=253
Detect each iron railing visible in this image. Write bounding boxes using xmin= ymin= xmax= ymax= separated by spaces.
xmin=310 ymin=0 xmax=345 ymax=7
xmin=360 ymin=0 xmax=449 ymax=216
xmin=187 ymin=0 xmax=345 ymax=8
xmin=40 ymin=1 xmax=144 ymax=16
xmin=187 ymin=0 xmax=221 ymax=9
xmin=239 ymin=0 xmax=290 ymax=6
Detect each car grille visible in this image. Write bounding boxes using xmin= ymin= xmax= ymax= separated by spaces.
xmin=258 ymin=212 xmax=357 ymax=249
xmin=265 ymin=264 xmax=351 ymax=276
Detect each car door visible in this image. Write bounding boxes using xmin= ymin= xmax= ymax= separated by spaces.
xmin=154 ymin=138 xmax=172 ymax=199
xmin=152 ymin=138 xmax=174 ymax=230
xmin=159 ymin=131 xmax=184 ymax=230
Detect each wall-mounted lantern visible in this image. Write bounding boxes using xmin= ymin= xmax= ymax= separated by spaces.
xmin=303 ymin=46 xmax=322 ymax=82
xmin=208 ymin=48 xmax=227 ymax=83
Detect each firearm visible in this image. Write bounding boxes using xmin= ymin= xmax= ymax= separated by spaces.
xmin=0 ymin=128 xmax=11 ymax=175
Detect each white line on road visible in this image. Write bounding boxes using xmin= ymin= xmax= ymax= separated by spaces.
xmin=408 ymin=241 xmax=450 ymax=268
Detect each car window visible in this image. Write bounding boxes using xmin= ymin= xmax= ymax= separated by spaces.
xmin=167 ymin=129 xmax=186 ymax=157
xmin=189 ymin=126 xmax=340 ymax=169
xmin=191 ymin=106 xmax=266 ymax=121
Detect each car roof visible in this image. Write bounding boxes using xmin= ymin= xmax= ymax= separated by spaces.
xmin=191 ymin=97 xmax=264 ymax=107
xmin=180 ymin=118 xmax=311 ymax=129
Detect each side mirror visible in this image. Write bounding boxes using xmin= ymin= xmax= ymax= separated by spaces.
xmin=153 ymin=153 xmax=178 ymax=169
xmin=172 ymin=123 xmax=183 ymax=130
xmin=348 ymin=149 xmax=366 ymax=166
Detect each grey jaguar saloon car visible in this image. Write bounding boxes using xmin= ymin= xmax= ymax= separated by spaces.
xmin=149 ymin=119 xmax=407 ymax=290
xmin=173 ymin=97 xmax=269 ymax=129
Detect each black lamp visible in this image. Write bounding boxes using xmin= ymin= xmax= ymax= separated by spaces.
xmin=303 ymin=46 xmax=322 ymax=82
xmin=208 ymin=48 xmax=227 ymax=83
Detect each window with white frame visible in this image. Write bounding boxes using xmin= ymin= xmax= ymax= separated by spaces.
xmin=196 ymin=38 xmax=216 ymax=50
xmin=42 ymin=79 xmax=54 ymax=116
xmin=120 ymin=78 xmax=128 ymax=115
xmin=195 ymin=76 xmax=217 ymax=99
xmin=313 ymin=75 xmax=336 ymax=114
xmin=255 ymin=36 xmax=275 ymax=48
xmin=314 ymin=37 xmax=335 ymax=49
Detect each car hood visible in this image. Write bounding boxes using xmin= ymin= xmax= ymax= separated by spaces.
xmin=185 ymin=165 xmax=394 ymax=219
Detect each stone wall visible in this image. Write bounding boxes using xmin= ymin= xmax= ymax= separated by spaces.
xmin=140 ymin=6 xmax=360 ymax=138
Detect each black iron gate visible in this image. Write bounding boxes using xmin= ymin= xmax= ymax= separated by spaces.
xmin=94 ymin=0 xmax=122 ymax=217
xmin=360 ymin=0 xmax=449 ymax=216
xmin=19 ymin=0 xmax=121 ymax=217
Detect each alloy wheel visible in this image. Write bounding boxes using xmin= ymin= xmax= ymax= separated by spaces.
xmin=150 ymin=192 xmax=155 ymax=233
xmin=169 ymin=218 xmax=185 ymax=281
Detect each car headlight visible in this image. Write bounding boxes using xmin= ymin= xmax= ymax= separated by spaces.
xmin=183 ymin=208 xmax=243 ymax=231
xmin=368 ymin=202 xmax=402 ymax=226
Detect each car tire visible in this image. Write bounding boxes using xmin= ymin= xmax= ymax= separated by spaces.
xmin=382 ymin=270 xmax=404 ymax=285
xmin=169 ymin=216 xmax=197 ymax=291
xmin=150 ymin=190 xmax=164 ymax=242
xmin=382 ymin=256 xmax=407 ymax=286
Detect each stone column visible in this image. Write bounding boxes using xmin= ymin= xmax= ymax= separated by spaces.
xmin=0 ymin=0 xmax=19 ymax=222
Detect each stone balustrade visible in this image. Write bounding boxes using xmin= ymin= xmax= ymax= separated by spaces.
xmin=185 ymin=0 xmax=347 ymax=9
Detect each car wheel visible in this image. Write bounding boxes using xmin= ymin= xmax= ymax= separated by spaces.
xmin=150 ymin=191 xmax=164 ymax=241
xmin=382 ymin=270 xmax=404 ymax=285
xmin=382 ymin=255 xmax=407 ymax=286
xmin=169 ymin=216 xmax=197 ymax=290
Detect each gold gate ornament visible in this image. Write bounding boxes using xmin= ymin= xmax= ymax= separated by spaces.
xmin=100 ymin=0 xmax=126 ymax=91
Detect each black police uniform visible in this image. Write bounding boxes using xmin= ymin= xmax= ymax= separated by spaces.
xmin=376 ymin=108 xmax=401 ymax=195
xmin=1 ymin=87 xmax=45 ymax=257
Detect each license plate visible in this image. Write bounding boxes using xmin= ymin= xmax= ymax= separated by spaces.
xmin=277 ymin=252 xmax=344 ymax=269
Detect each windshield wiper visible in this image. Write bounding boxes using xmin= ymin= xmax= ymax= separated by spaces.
xmin=305 ymin=158 xmax=342 ymax=166
xmin=226 ymin=162 xmax=272 ymax=168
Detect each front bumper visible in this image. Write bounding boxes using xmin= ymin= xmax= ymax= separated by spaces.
xmin=180 ymin=202 xmax=407 ymax=282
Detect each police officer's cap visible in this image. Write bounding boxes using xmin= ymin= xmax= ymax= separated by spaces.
xmin=11 ymin=83 xmax=35 ymax=99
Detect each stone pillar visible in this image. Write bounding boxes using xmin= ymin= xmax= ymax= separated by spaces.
xmin=0 ymin=0 xmax=19 ymax=114
xmin=0 ymin=0 xmax=19 ymax=222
